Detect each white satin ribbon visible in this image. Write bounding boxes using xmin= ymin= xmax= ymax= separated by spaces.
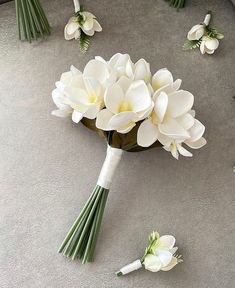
xmin=73 ymin=0 xmax=80 ymax=12
xmin=120 ymin=260 xmax=142 ymax=275
xmin=203 ymin=13 xmax=211 ymax=26
xmin=97 ymin=145 xmax=123 ymax=189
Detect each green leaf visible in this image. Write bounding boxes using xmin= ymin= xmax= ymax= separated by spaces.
xmin=206 ymin=27 xmax=224 ymax=39
xmin=183 ymin=39 xmax=201 ymax=51
xmin=79 ymin=31 xmax=91 ymax=53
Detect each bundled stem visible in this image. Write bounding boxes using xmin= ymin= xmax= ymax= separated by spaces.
xmin=58 ymin=146 xmax=123 ymax=263
xmin=58 ymin=185 xmax=108 ymax=263
xmin=166 ymin=0 xmax=186 ymax=9
xmin=15 ymin=0 xmax=50 ymax=42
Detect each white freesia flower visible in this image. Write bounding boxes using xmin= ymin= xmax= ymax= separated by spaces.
xmin=187 ymin=13 xmax=211 ymax=41
xmin=64 ymin=74 xmax=105 ymax=123
xmin=163 ymin=118 xmax=207 ymax=159
xmin=96 ymin=77 xmax=153 ymax=133
xmin=144 ymin=234 xmax=178 ymax=272
xmin=200 ymin=36 xmax=219 ymax=54
xmin=64 ymin=0 xmax=102 ymax=41
xmin=51 ymin=65 xmax=81 ymax=117
xmin=138 ymin=70 xmax=193 ymax=147
xmin=64 ymin=17 xmax=81 ymax=40
xmin=64 ymin=12 xmax=102 ymax=40
xmin=79 ymin=11 xmax=102 ymax=36
xmin=138 ymin=69 xmax=206 ymax=159
xmin=151 ymin=68 xmax=182 ymax=92
xmin=95 ymin=53 xmax=152 ymax=84
xmin=52 ymin=59 xmax=112 ymax=123
xmin=116 ymin=231 xmax=182 ymax=276
xmin=187 ymin=24 xmax=205 ymax=41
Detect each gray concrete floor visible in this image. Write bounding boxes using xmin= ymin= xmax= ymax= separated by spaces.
xmin=0 ymin=0 xmax=235 ymax=287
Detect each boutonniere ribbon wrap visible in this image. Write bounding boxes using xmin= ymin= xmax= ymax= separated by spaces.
xmin=52 ymin=53 xmax=206 ymax=263
xmin=116 ymin=231 xmax=182 ymax=276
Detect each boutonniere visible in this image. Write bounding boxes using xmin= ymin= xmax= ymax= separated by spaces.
xmin=183 ymin=11 xmax=224 ymax=54
xmin=116 ymin=231 xmax=182 ymax=276
xmin=64 ymin=0 xmax=102 ymax=53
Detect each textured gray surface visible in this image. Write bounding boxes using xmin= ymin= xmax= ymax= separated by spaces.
xmin=0 ymin=0 xmax=235 ymax=287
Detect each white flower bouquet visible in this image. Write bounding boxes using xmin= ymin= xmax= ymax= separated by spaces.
xmin=52 ymin=53 xmax=206 ymax=263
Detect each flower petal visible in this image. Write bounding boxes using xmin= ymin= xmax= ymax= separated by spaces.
xmin=200 ymin=41 xmax=206 ymax=54
xmin=157 ymin=235 xmax=176 ymax=250
xmin=134 ymin=59 xmax=151 ymax=83
xmin=189 ymin=119 xmax=205 ymax=142
xmin=161 ymin=257 xmax=178 ymax=271
xmin=176 ymin=143 xmax=193 ymax=157
xmin=158 ymin=251 xmax=173 ymax=267
xmin=152 ymin=68 xmax=173 ymax=91
xmin=144 ymin=255 xmax=162 ymax=272
xmin=157 ymin=133 xmax=172 ymax=147
xmin=159 ymin=118 xmax=190 ymax=139
xmin=137 ymin=118 xmax=159 ymax=147
xmin=205 ymin=38 xmax=219 ymax=50
xmin=81 ymin=27 xmax=95 ymax=36
xmin=125 ymin=80 xmax=152 ymax=112
xmin=185 ymin=137 xmax=207 ymax=149
xmin=64 ymin=86 xmax=88 ymax=106
xmin=96 ymin=109 xmax=113 ymax=130
xmin=117 ymin=76 xmax=132 ymax=94
xmin=83 ymin=59 xmax=110 ymax=84
xmin=82 ymin=16 xmax=94 ymax=31
xmin=65 ymin=18 xmax=79 ymax=35
xmin=117 ymin=122 xmax=136 ymax=134
xmin=154 ymin=91 xmax=168 ymax=123
xmin=93 ymin=19 xmax=102 ymax=32
xmin=108 ymin=112 xmax=137 ymax=130
xmin=167 ymin=90 xmax=194 ymax=118
xmin=176 ymin=113 xmax=195 ymax=130
xmin=104 ymin=83 xmax=124 ymax=114
xmin=84 ymin=104 xmax=100 ymax=119
xmin=72 ymin=110 xmax=84 ymax=123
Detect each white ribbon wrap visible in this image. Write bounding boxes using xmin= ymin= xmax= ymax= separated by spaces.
xmin=120 ymin=260 xmax=142 ymax=275
xmin=97 ymin=146 xmax=123 ymax=190
xmin=73 ymin=0 xmax=80 ymax=12
xmin=203 ymin=13 xmax=211 ymax=26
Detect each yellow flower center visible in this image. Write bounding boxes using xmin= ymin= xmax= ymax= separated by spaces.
xmin=87 ymin=92 xmax=97 ymax=103
xmin=151 ymin=111 xmax=158 ymax=125
xmin=119 ymin=101 xmax=132 ymax=112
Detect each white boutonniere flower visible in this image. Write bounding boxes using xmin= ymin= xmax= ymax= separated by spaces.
xmin=116 ymin=231 xmax=182 ymax=276
xmin=183 ymin=11 xmax=224 ymax=54
xmin=64 ymin=0 xmax=102 ymax=53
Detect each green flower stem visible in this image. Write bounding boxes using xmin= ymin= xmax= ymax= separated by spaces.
xmin=15 ymin=0 xmax=50 ymax=42
xmin=58 ymin=185 xmax=109 ymax=263
xmin=87 ymin=189 xmax=108 ymax=262
xmin=58 ymin=186 xmax=99 ymax=253
xmin=167 ymin=0 xmax=186 ymax=9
